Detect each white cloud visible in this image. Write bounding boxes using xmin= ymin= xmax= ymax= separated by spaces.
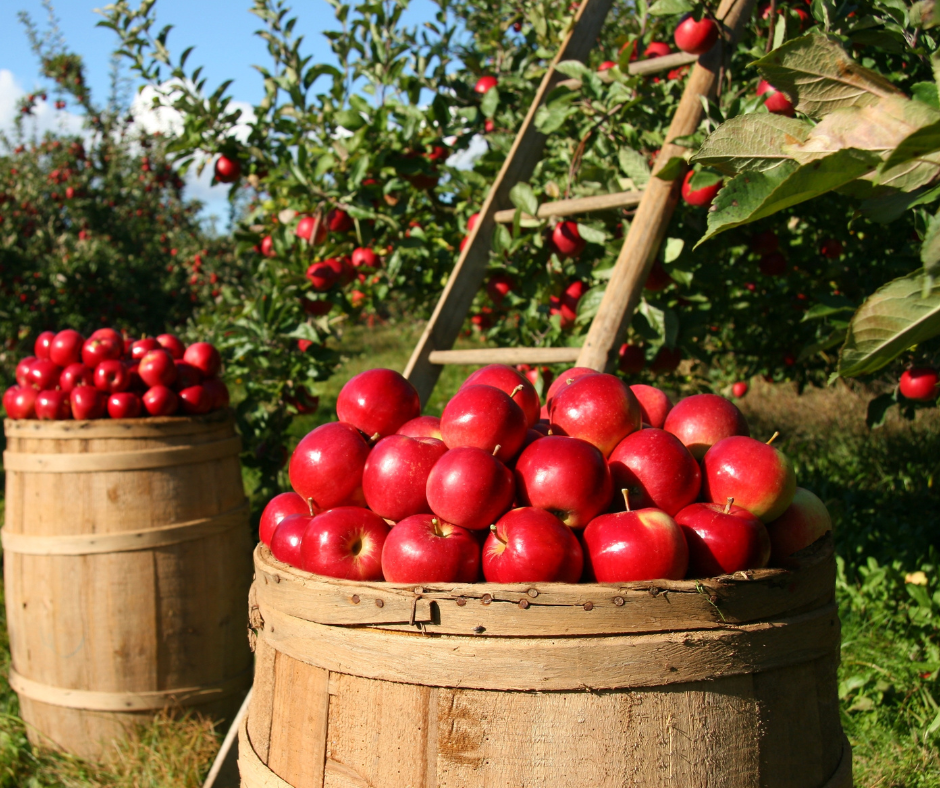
xmin=130 ymin=81 xmax=256 ymax=143
xmin=0 ymin=69 xmax=86 ymax=142
xmin=446 ymin=133 xmax=487 ymax=170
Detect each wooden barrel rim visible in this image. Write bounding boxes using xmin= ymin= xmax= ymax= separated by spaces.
xmin=8 ymin=666 xmax=252 ymax=712
xmin=3 ymin=435 xmax=241 ymax=473
xmin=0 ymin=501 xmax=248 ymax=555
xmin=3 ymin=408 xmax=233 ymax=438
xmin=238 ymin=714 xmax=853 ymax=788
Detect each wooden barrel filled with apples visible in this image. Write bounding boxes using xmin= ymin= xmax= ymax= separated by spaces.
xmin=2 ymin=328 xmax=253 ymax=760
xmin=240 ymin=366 xmax=852 ymax=788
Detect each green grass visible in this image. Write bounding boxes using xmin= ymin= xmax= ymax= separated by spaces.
xmin=0 ymin=321 xmax=938 ymax=786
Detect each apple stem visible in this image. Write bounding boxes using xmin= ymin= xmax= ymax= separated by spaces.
xmin=510 ymin=384 xmax=524 ymax=399
xmin=566 ymin=378 xmax=573 ymax=385
xmin=766 ymin=431 xmax=779 ymax=445
xmin=370 ymin=432 xmax=381 ymax=444
xmin=431 ymin=517 xmax=442 ymax=537
xmin=724 ymin=497 xmax=734 ymax=514
xmin=492 ymin=444 xmax=501 ymax=456
xmin=306 ymin=497 xmax=316 ymax=517
xmin=490 ymin=522 xmax=506 ymax=544
xmin=621 ymin=489 xmax=630 ymax=512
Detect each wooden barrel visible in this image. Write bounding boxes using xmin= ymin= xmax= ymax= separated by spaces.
xmin=239 ymin=535 xmax=852 ymax=788
xmin=2 ymin=410 xmax=254 ymax=760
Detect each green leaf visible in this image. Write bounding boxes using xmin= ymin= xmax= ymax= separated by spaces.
xmin=655 ymin=156 xmax=687 ymax=181
xmin=618 ymin=148 xmax=651 ymax=188
xmin=509 ymin=182 xmax=539 ymax=216
xmin=555 ymin=60 xmax=590 ymax=80
xmin=577 ymin=223 xmax=607 ymax=244
xmin=697 ymin=149 xmax=881 ymax=246
xmin=753 ymin=33 xmax=905 ymax=118
xmin=922 ymin=207 xmax=940 ymax=278
xmin=836 ymin=271 xmax=940 ymax=378
xmin=866 ymin=392 xmax=897 ymax=429
xmin=689 ymin=170 xmax=722 ymax=190
xmin=692 ymin=114 xmax=813 ymax=175
xmin=913 ymin=81 xmax=940 ymax=110
xmin=648 ymin=0 xmax=693 ymax=16
xmin=663 ymin=237 xmax=684 ymax=263
xmin=534 ymin=90 xmax=578 ymax=134
xmin=638 ymin=301 xmax=679 ymax=347
xmin=881 ymin=119 xmax=940 ymax=170
xmin=575 ymin=285 xmax=607 ymax=325
xmin=480 ymin=87 xmax=500 ymax=119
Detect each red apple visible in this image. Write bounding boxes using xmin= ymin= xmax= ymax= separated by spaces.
xmin=269 ymin=513 xmax=311 ymax=568
xmin=582 ymin=506 xmax=688 ymax=582
xmin=474 ymin=75 xmax=498 ymax=94
xmin=362 ymin=435 xmax=447 ymax=520
xmin=326 ymin=207 xmax=353 ymax=233
xmin=289 ymin=422 xmax=371 ymax=511
xmin=70 ymin=386 xmax=106 ymax=420
xmin=179 ymin=384 xmax=211 ymax=415
xmin=514 ymin=436 xmax=613 ymax=527
xmin=644 ymin=41 xmax=672 ymax=58
xmin=900 ymin=367 xmax=939 ymax=401
xmin=550 ymin=373 xmax=642 ymax=457
xmin=545 ymin=367 xmax=597 ymax=410
xmin=765 ymin=488 xmax=832 ymax=567
xmin=351 ymin=247 xmax=378 ymax=268
xmin=629 ymin=384 xmax=673 ymax=428
xmin=674 ymin=15 xmax=719 ymax=55
xmin=598 ymin=60 xmax=617 ymax=71
xmin=306 ymin=261 xmax=339 ymax=291
xmin=440 ymin=384 xmax=527 ymax=462
xmin=486 ymin=273 xmax=515 ymax=305
xmin=94 ymin=360 xmax=130 ymax=393
xmin=202 ymin=378 xmax=229 ymax=410
xmin=36 ymin=389 xmax=71 ymax=420
xmin=260 ymin=235 xmax=276 ymax=258
xmin=214 ymin=154 xmax=241 ymax=183
xmin=299 ymin=507 xmax=390 ymax=581
xmin=82 ymin=336 xmax=122 ymax=368
xmin=701 ymin=435 xmax=797 ymax=521
xmin=259 ymin=492 xmax=311 ymax=547
xmin=107 ymin=392 xmax=142 ymax=419
xmin=3 ymin=386 xmax=38 ymax=419
xmin=820 ymin=238 xmax=843 ymax=259
xmin=426 ymin=446 xmax=515 ymax=530
xmin=142 ymin=385 xmax=179 ymax=416
xmin=336 ymin=368 xmax=421 ymax=440
xmin=662 ymin=393 xmax=749 ymax=459
xmin=757 ymin=80 xmax=795 ymax=116
xmin=15 ymin=356 xmax=36 ymax=387
xmin=608 ymin=428 xmax=701 ymax=516
xmin=49 ymin=329 xmax=84 ymax=367
xmin=59 ymin=363 xmax=94 ymax=393
xmin=675 ymin=500 xmax=771 ymax=576
xmin=552 ymin=220 xmax=585 ymax=258
xmin=175 ymin=360 xmax=203 ymax=389
xmin=34 ymin=331 xmax=55 ymax=360
xmin=462 ymin=364 xmax=540 ymax=428
xmin=139 ymin=349 xmax=178 ymax=388
xmin=130 ymin=337 xmax=161 ymax=361
xmin=28 ymin=359 xmax=62 ymax=390
xmin=89 ymin=328 xmax=122 ymax=346
xmin=156 ymin=334 xmax=185 ymax=359
xmin=397 ymin=415 xmax=442 ymax=439
xmin=382 ymin=515 xmax=481 ymax=583
xmin=618 ymin=343 xmax=646 ymax=374
xmin=483 ymin=507 xmax=583 ymax=583
xmin=732 ymin=381 xmax=749 ymax=398
xmin=183 ymin=342 xmax=221 ymax=378
xmin=681 ymin=170 xmax=722 ymax=207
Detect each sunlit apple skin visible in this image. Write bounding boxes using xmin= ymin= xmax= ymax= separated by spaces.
xmin=107 ymin=392 xmax=142 ymax=419
xmin=137 ymin=349 xmax=178 ymax=389
xmin=270 ymin=513 xmax=312 ymax=568
xmin=142 ymin=385 xmax=179 ymax=416
xmin=608 ymin=428 xmax=701 ymax=516
xmin=397 ymin=415 xmax=442 ymax=440
xmin=28 ymin=359 xmax=62 ymax=391
xmin=82 ymin=337 xmax=122 ymax=368
xmin=59 ymin=363 xmax=93 ymax=393
xmin=483 ymin=508 xmax=583 ymax=583
xmin=663 ymin=393 xmax=749 ymax=460
xmin=34 ymin=331 xmax=55 ymax=360
xmin=299 ymin=507 xmax=390 ymax=581
xmin=336 ymin=368 xmax=421 ymax=439
xmin=362 ymin=435 xmax=447 ymax=521
xmin=675 ymin=502 xmax=771 ymax=577
xmin=183 ymin=342 xmax=221 ymax=378
xmin=130 ymin=338 xmax=161 ymax=361
xmin=179 ymin=385 xmax=212 ymax=415
xmin=701 ymin=436 xmax=797 ymax=522
xmin=70 ymin=386 xmax=106 ymax=420
xmin=550 ymin=373 xmax=642 ymax=457
xmin=426 ymin=446 xmax=515 ymax=530
xmin=15 ymin=357 xmax=36 ymax=388
xmin=3 ymin=386 xmax=38 ymax=419
xmin=90 ymin=328 xmax=123 ymax=346
xmin=440 ymin=384 xmax=527 ymax=463
xmin=259 ymin=492 xmax=310 ymax=546
xmin=545 ymin=367 xmax=597 ymax=410
xmin=94 ymin=359 xmax=131 ymax=393
xmin=674 ymin=15 xmax=719 ymax=55
xmin=462 ymin=364 xmax=540 ymax=428
xmin=382 ymin=514 xmax=481 ymax=583
xmin=49 ymin=329 xmax=84 ymax=367
xmin=514 ymin=436 xmax=613 ymax=527
xmin=765 ymin=488 xmax=832 ymax=567
xmin=156 ymin=334 xmax=185 ymax=359
xmin=900 ymin=367 xmax=939 ymax=401
xmin=629 ymin=384 xmax=673 ymax=428
xmin=36 ymin=390 xmax=72 ymax=420
xmin=582 ymin=508 xmax=688 ymax=582
xmin=289 ymin=422 xmax=371 ymax=511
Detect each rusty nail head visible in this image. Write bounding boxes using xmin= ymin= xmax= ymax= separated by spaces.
xmin=613 ymin=596 xmax=625 ymax=606
xmin=455 ymin=598 xmax=467 ymax=606
xmin=518 ymin=599 xmax=530 ymax=609
xmin=527 ymin=588 xmax=538 ymax=598
xmin=583 ymin=601 xmax=594 ymax=611
xmin=375 ymin=599 xmax=385 ymax=608
xmin=649 ymin=587 xmax=660 ymax=597
xmin=481 ymin=594 xmax=493 ymax=605
xmin=473 ymin=625 xmax=485 ymax=634
xmin=351 ymin=594 xmax=360 ymax=604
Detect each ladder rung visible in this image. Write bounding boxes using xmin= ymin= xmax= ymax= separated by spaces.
xmin=428 ymin=347 xmax=583 ymax=366
xmin=628 ymin=51 xmax=697 ymax=77
xmin=494 ymin=190 xmax=644 ymax=224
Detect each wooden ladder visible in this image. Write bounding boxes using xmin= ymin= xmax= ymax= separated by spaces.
xmin=404 ymin=0 xmax=756 ymax=405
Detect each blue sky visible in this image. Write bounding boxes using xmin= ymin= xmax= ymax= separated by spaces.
xmin=1 ymin=0 xmax=443 ymax=225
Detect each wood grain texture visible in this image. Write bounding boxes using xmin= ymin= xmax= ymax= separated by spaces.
xmin=492 ymin=191 xmax=643 ymax=224
xmin=427 ymin=347 xmax=582 ymax=365
xmin=577 ymin=0 xmax=757 ymax=371
xmin=403 ymin=0 xmax=615 ymax=405
xmin=3 ymin=413 xmax=253 ymax=760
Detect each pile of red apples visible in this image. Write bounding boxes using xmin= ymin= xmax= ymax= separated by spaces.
xmin=3 ymin=329 xmax=228 ymax=420
xmin=261 ymin=365 xmax=831 ymax=584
